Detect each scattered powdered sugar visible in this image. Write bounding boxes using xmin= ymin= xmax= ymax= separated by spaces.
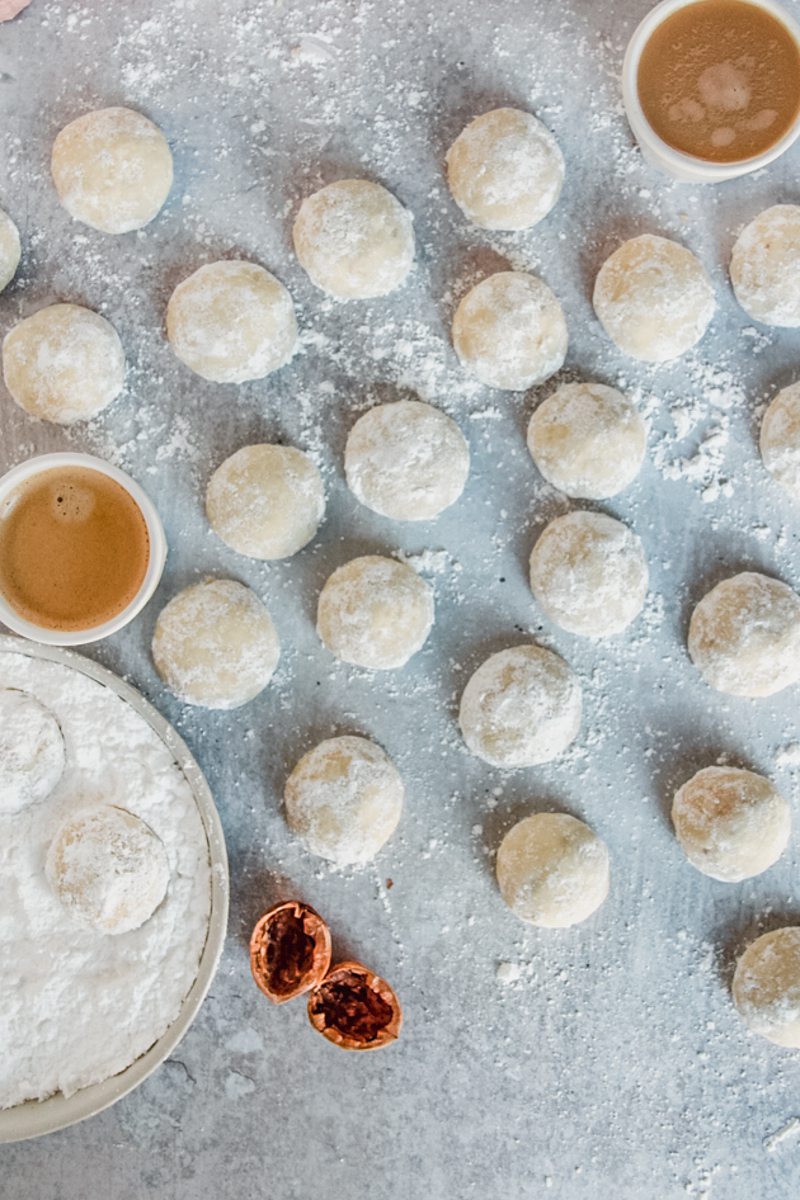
xmin=777 ymin=742 xmax=800 ymax=767
xmin=0 ymin=651 xmax=210 ymax=1109
xmin=647 ymin=357 xmax=749 ymax=502
xmin=495 ymin=960 xmax=521 ymax=985
xmin=395 ymin=547 xmax=457 ymax=577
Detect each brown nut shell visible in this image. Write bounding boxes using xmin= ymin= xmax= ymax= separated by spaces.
xmin=250 ymin=900 xmax=332 ymax=1004
xmin=307 ymin=960 xmax=402 ymax=1050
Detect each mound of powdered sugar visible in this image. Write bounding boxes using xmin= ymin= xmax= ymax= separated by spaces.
xmin=0 ymin=651 xmax=211 ymax=1110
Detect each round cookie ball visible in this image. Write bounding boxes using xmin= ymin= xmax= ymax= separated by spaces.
xmin=0 ymin=208 xmax=20 ymax=293
xmin=344 ymin=399 xmax=470 ymax=521
xmin=46 ymin=805 xmax=169 ymax=935
xmin=207 ymin=444 xmax=325 ymax=560
xmin=496 ymin=812 xmax=609 ymax=928
xmin=761 ymin=382 xmax=800 ymax=498
xmin=317 ymin=555 xmax=434 ymax=670
xmin=527 ymin=381 xmax=646 ymax=499
xmin=293 ymin=179 xmax=414 ymax=300
xmin=593 ymin=234 xmax=714 ymax=362
xmin=152 ymin=579 xmax=280 ymax=709
xmin=2 ymin=303 xmax=125 ymax=424
xmin=166 ymin=261 xmax=297 ymax=384
xmin=445 ymin=107 xmax=564 ymax=232
xmin=529 ymin=511 xmax=648 ymax=639
xmin=459 ymin=644 xmax=581 ymax=769
xmin=733 ymin=928 xmax=800 ymax=1047
xmin=51 ymin=107 xmax=173 ymax=235
xmin=688 ymin=571 xmax=800 ymax=698
xmin=0 ymin=689 xmax=65 ymax=816
xmin=452 ymin=271 xmax=567 ymax=391
xmin=284 ymin=735 xmax=403 ymax=866
xmin=672 ymin=766 xmax=790 ymax=883
xmin=730 ymin=205 xmax=800 ymax=327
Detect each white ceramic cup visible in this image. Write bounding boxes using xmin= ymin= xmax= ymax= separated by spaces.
xmin=0 ymin=452 xmax=167 ymax=646
xmin=622 ymin=0 xmax=800 ymax=182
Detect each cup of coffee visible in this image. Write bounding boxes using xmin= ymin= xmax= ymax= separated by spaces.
xmin=0 ymin=452 xmax=167 ymax=646
xmin=622 ymin=0 xmax=800 ymax=182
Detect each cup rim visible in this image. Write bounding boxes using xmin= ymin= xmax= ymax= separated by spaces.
xmin=0 ymin=452 xmax=167 ymax=646
xmin=622 ymin=0 xmax=800 ymax=180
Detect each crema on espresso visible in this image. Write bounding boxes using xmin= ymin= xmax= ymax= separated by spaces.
xmin=0 ymin=467 xmax=150 ymax=632
xmin=638 ymin=0 xmax=800 ymax=163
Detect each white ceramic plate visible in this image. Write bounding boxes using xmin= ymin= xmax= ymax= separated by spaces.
xmin=0 ymin=634 xmax=229 ymax=1144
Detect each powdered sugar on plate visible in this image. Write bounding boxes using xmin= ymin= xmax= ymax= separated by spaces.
xmin=0 ymin=651 xmax=211 ymax=1110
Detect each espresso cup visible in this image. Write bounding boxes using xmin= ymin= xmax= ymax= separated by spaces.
xmin=0 ymin=452 xmax=167 ymax=646
xmin=622 ymin=0 xmax=800 ymax=182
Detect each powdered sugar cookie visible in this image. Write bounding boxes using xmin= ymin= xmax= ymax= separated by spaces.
xmin=284 ymin=735 xmax=403 ymax=866
xmin=594 ymin=234 xmax=714 ymax=362
xmin=688 ymin=571 xmax=800 ymax=697
xmin=453 ymin=271 xmax=567 ymax=391
xmin=0 ymin=209 xmax=20 ymax=293
xmin=52 ymin=107 xmax=173 ymax=235
xmin=446 ymin=107 xmax=564 ymax=231
xmin=167 ymin=261 xmax=297 ymax=384
xmin=293 ymin=179 xmax=414 ymax=300
xmin=2 ymin=303 xmax=125 ymax=425
xmin=47 ymin=805 xmax=169 ymax=936
xmin=496 ymin=812 xmax=609 ymax=928
xmin=459 ymin=644 xmax=581 ymax=768
xmin=730 ymin=205 xmax=800 ymax=327
xmin=317 ymin=556 xmax=434 ymax=670
xmin=152 ymin=579 xmax=280 ymax=709
xmin=207 ymin=444 xmax=324 ymax=559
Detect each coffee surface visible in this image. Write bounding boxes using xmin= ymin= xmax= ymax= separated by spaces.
xmin=638 ymin=0 xmax=800 ymax=163
xmin=0 ymin=466 xmax=149 ymax=631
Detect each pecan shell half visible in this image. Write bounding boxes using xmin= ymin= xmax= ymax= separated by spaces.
xmin=307 ymin=960 xmax=402 ymax=1050
xmin=250 ymin=900 xmax=332 ymax=1004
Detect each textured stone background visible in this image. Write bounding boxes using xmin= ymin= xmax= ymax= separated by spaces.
xmin=2 ymin=0 xmax=800 ymax=1195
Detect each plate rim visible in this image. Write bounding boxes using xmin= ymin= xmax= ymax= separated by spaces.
xmin=0 ymin=634 xmax=230 ymax=1144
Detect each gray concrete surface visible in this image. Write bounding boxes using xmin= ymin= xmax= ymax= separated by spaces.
xmin=2 ymin=0 xmax=800 ymax=1195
